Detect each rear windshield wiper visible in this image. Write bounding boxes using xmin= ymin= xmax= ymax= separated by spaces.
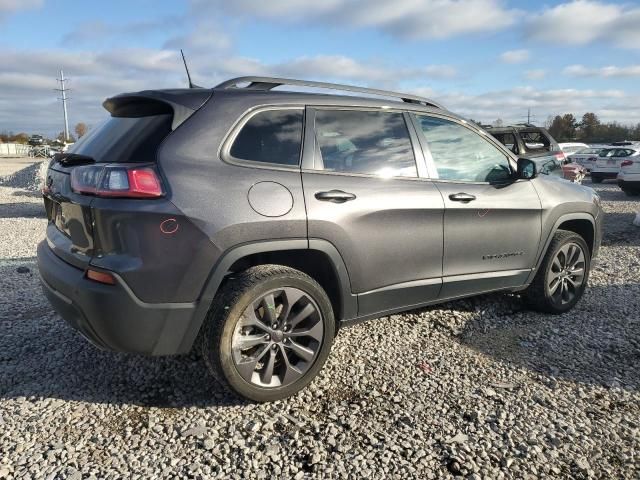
xmin=53 ymin=153 xmax=96 ymax=167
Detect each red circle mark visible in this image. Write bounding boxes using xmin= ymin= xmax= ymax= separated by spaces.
xmin=160 ymin=218 xmax=179 ymax=234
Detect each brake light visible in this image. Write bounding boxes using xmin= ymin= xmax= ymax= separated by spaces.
xmin=621 ymin=160 xmax=633 ymax=167
xmin=71 ymin=164 xmax=163 ymax=198
xmin=555 ymin=152 xmax=566 ymax=162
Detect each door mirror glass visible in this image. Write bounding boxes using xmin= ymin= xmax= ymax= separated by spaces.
xmin=517 ymin=158 xmax=537 ymax=179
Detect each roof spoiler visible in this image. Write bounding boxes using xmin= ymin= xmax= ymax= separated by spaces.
xmin=103 ymin=89 xmax=212 ymax=130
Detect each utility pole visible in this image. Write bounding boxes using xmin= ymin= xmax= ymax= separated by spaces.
xmin=55 ymin=69 xmax=70 ymax=142
xmin=527 ymin=108 xmax=531 ymax=124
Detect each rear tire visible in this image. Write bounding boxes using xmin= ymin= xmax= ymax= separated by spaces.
xmin=591 ymin=175 xmax=603 ymax=184
xmin=524 ymin=230 xmax=590 ymax=314
xmin=200 ymin=265 xmax=335 ymax=402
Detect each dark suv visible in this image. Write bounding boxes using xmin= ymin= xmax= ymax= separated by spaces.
xmin=38 ymin=77 xmax=603 ymax=401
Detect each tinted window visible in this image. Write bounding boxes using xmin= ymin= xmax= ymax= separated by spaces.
xmin=415 ymin=115 xmax=511 ymax=182
xmin=69 ymin=115 xmax=172 ymax=163
xmin=230 ymin=110 xmax=303 ymax=166
xmin=314 ymin=110 xmax=417 ymax=177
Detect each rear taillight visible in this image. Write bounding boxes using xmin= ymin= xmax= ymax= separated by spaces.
xmin=71 ymin=164 xmax=163 ymax=198
xmin=555 ymin=152 xmax=566 ymax=162
xmin=621 ymin=160 xmax=633 ymax=167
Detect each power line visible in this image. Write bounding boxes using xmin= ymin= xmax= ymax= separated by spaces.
xmin=54 ymin=69 xmax=70 ymax=142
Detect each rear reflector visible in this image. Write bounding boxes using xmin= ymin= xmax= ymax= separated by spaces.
xmin=86 ymin=269 xmax=116 ymax=285
xmin=621 ymin=160 xmax=633 ymax=167
xmin=71 ymin=164 xmax=164 ymax=198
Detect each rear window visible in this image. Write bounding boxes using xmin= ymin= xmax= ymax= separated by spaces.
xmin=229 ymin=109 xmax=303 ymax=166
xmin=69 ymin=115 xmax=172 ymax=163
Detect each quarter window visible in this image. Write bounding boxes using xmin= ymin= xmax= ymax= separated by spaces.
xmin=414 ymin=115 xmax=512 ymax=183
xmin=229 ymin=109 xmax=303 ymax=166
xmin=314 ymin=110 xmax=417 ymax=178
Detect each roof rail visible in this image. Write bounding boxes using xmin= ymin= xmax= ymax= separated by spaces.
xmin=213 ymin=76 xmax=443 ymax=109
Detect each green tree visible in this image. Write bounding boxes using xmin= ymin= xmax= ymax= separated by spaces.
xmin=579 ymin=112 xmax=600 ymax=142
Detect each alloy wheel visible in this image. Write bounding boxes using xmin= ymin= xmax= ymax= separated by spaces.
xmin=231 ymin=287 xmax=324 ymax=388
xmin=546 ymin=242 xmax=586 ymax=306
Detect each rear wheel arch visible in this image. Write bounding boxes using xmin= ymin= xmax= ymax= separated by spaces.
xmin=180 ymin=239 xmax=356 ymax=353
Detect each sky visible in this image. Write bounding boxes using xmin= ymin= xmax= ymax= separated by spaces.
xmin=1 ymin=0 xmax=640 ymax=137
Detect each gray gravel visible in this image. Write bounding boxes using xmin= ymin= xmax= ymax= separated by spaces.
xmin=0 ymin=165 xmax=638 ymax=479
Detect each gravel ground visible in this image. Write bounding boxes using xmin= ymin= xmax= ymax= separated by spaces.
xmin=0 ymin=163 xmax=638 ymax=479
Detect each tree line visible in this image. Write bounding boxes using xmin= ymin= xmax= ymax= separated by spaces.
xmin=0 ymin=122 xmax=88 ymax=144
xmin=545 ymin=113 xmax=640 ymax=144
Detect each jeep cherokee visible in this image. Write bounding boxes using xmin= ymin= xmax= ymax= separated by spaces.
xmin=38 ymin=77 xmax=603 ymax=402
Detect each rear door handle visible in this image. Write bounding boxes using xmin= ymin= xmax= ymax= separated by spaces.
xmin=449 ymin=192 xmax=476 ymax=203
xmin=315 ymin=190 xmax=356 ymax=203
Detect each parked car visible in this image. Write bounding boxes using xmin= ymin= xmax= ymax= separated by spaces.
xmin=568 ymin=147 xmax=604 ymax=172
xmin=591 ymin=147 xmax=639 ymax=183
xmin=617 ymin=154 xmax=640 ymax=196
xmin=37 ymin=77 xmax=603 ymax=401
xmin=485 ymin=124 xmax=585 ymax=182
xmin=28 ymin=134 xmax=45 ymax=146
xmin=559 ymin=142 xmax=589 ymax=156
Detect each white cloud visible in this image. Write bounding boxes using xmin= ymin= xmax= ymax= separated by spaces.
xmin=527 ymin=0 xmax=640 ymax=49
xmin=0 ymin=0 xmax=41 ymax=20
xmin=524 ymin=69 xmax=546 ymax=80
xmin=500 ymin=49 xmax=529 ymax=64
xmin=429 ymin=86 xmax=635 ymax=124
xmin=194 ymin=0 xmax=519 ymax=39
xmin=0 ymin=48 xmax=458 ymax=135
xmin=564 ymin=64 xmax=640 ymax=78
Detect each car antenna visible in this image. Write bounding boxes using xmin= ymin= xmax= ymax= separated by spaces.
xmin=180 ymin=49 xmax=201 ymax=89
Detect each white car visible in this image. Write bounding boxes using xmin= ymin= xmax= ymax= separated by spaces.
xmin=559 ymin=142 xmax=589 ymax=156
xmin=591 ymin=147 xmax=639 ymax=184
xmin=568 ymin=147 xmax=604 ymax=171
xmin=617 ymin=155 xmax=640 ymax=196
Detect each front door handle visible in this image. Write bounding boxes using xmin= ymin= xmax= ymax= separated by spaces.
xmin=315 ymin=190 xmax=356 ymax=203
xmin=449 ymin=192 xmax=476 ymax=203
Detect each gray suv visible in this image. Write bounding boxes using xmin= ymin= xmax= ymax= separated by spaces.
xmin=37 ymin=77 xmax=603 ymax=401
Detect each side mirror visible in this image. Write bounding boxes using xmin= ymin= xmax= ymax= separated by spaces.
xmin=517 ymin=158 xmax=537 ymax=180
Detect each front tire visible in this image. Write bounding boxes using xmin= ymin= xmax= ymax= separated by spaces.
xmin=524 ymin=230 xmax=590 ymax=314
xmin=201 ymin=265 xmax=335 ymax=402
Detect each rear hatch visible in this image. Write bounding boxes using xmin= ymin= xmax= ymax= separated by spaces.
xmin=42 ymin=89 xmax=212 ymax=270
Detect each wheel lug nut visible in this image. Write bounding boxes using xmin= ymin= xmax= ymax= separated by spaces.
xmin=271 ymin=323 xmax=278 ymax=330
xmin=283 ymin=325 xmax=290 ymax=332
xmin=271 ymin=344 xmax=278 ymax=350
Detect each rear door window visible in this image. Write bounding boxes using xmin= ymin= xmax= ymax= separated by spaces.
xmin=229 ymin=109 xmax=303 ymax=166
xmin=313 ymin=109 xmax=417 ymax=178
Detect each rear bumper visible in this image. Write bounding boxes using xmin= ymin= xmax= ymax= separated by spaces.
xmin=37 ymin=241 xmax=199 ymax=355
